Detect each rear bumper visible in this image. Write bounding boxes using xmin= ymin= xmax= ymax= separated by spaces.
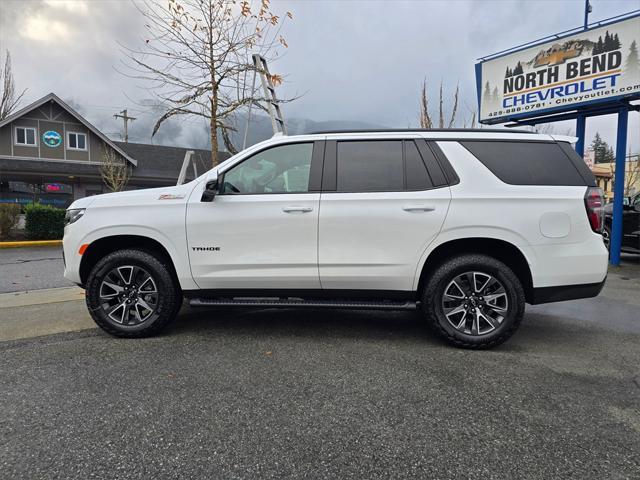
xmin=529 ymin=277 xmax=606 ymax=305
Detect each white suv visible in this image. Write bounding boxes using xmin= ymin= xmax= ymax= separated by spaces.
xmin=63 ymin=129 xmax=608 ymax=348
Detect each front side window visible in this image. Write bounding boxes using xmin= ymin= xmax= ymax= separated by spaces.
xmin=221 ymin=143 xmax=313 ymax=194
xmin=67 ymin=132 xmax=87 ymax=150
xmin=336 ymin=141 xmax=403 ymax=192
xmin=15 ymin=127 xmax=37 ymax=146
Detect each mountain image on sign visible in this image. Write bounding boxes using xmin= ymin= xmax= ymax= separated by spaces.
xmin=532 ymin=40 xmax=591 ymax=67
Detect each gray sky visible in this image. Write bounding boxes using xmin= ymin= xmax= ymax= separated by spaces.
xmin=0 ymin=0 xmax=638 ymax=152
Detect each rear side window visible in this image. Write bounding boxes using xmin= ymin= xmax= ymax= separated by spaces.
xmin=461 ymin=141 xmax=589 ymax=186
xmin=405 ymin=141 xmax=433 ymax=191
xmin=337 ymin=141 xmax=403 ymax=192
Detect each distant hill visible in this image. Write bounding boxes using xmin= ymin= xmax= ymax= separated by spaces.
xmin=224 ymin=114 xmax=388 ymax=151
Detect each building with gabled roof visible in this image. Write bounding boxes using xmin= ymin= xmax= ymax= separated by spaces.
xmin=0 ymin=93 xmax=228 ymax=208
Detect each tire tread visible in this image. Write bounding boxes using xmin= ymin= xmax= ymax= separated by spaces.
xmin=85 ymin=249 xmax=181 ymax=338
xmin=422 ymin=254 xmax=525 ymax=349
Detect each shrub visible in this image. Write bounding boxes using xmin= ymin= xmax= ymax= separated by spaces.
xmin=24 ymin=203 xmax=66 ymax=240
xmin=0 ymin=203 xmax=22 ymax=240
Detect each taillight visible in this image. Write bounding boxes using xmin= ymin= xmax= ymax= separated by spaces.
xmin=584 ymin=187 xmax=604 ymax=234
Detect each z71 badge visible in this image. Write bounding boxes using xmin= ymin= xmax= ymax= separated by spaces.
xmin=158 ymin=193 xmax=185 ymax=200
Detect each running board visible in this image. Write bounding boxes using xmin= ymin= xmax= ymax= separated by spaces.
xmin=189 ymin=297 xmax=418 ymax=310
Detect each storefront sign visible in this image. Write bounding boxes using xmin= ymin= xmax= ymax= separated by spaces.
xmin=42 ymin=130 xmax=62 ymax=147
xmin=477 ymin=15 xmax=640 ymax=123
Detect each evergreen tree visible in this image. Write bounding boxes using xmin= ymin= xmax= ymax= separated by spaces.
xmin=591 ymin=132 xmax=616 ymax=164
xmin=625 ymin=40 xmax=640 ymax=78
xmin=492 ymin=86 xmax=499 ymax=104
xmin=604 ymin=31 xmax=612 ymax=52
xmin=605 ymin=146 xmax=615 ymax=163
xmin=513 ymin=62 xmax=523 ymax=75
xmin=594 ymin=36 xmax=604 ymax=55
xmin=612 ymin=33 xmax=621 ymax=50
xmin=483 ymin=82 xmax=491 ymax=103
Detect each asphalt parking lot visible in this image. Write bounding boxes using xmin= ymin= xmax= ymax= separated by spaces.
xmin=0 ymin=246 xmax=73 ymax=293
xmin=1 ymin=247 xmax=639 ymax=479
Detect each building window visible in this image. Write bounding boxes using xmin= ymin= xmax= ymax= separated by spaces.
xmin=15 ymin=127 xmax=37 ymax=146
xmin=67 ymin=132 xmax=87 ymax=150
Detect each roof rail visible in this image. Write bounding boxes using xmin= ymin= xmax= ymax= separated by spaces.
xmin=309 ymin=128 xmax=535 ymax=135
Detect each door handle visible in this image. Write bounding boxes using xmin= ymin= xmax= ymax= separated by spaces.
xmin=282 ymin=206 xmax=314 ymax=213
xmin=402 ymin=205 xmax=435 ymax=212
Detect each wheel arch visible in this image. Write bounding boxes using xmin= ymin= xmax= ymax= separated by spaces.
xmin=415 ymin=237 xmax=534 ymax=303
xmin=79 ymin=234 xmax=180 ymax=287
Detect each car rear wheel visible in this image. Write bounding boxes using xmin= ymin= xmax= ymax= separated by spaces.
xmin=421 ymin=254 xmax=525 ymax=349
xmin=85 ymin=249 xmax=182 ymax=337
xmin=602 ymin=225 xmax=611 ymax=251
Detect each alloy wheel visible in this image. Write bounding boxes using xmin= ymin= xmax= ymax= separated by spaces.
xmin=99 ymin=265 xmax=159 ymax=325
xmin=602 ymin=228 xmax=611 ymax=250
xmin=441 ymin=271 xmax=509 ymax=336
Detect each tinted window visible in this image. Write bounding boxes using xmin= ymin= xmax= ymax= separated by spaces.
xmin=405 ymin=141 xmax=432 ymax=190
xmin=337 ymin=141 xmax=403 ymax=192
xmin=557 ymin=142 xmax=597 ymax=186
xmin=461 ymin=141 xmax=587 ymax=186
xmin=222 ymin=143 xmax=313 ymax=194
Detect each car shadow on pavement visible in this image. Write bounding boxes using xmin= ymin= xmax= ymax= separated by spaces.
xmin=170 ymin=305 xmax=443 ymax=345
xmin=161 ymin=304 xmax=619 ymax=353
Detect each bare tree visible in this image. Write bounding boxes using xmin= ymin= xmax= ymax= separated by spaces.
xmin=0 ymin=50 xmax=26 ymax=120
xmin=122 ymin=0 xmax=292 ymax=167
xmin=619 ymin=154 xmax=640 ymax=197
xmin=419 ymin=79 xmax=459 ymax=129
xmin=100 ymin=144 xmax=131 ymax=192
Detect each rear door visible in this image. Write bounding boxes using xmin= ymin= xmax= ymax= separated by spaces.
xmin=318 ymin=138 xmax=451 ymax=292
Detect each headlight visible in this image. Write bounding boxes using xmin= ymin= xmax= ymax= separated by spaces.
xmin=65 ymin=208 xmax=85 ymax=226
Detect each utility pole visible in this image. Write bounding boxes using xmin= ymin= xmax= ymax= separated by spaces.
xmin=583 ymin=0 xmax=592 ymax=29
xmin=113 ymin=109 xmax=136 ymax=143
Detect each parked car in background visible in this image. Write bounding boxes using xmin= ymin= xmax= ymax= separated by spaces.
xmin=603 ymin=193 xmax=640 ymax=254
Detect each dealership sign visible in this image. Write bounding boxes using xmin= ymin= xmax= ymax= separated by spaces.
xmin=476 ymin=14 xmax=640 ymax=124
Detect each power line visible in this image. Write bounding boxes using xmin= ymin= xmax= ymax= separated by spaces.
xmin=113 ymin=109 xmax=137 ymax=143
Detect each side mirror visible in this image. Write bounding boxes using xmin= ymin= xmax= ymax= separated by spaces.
xmin=201 ymin=177 xmax=219 ymax=202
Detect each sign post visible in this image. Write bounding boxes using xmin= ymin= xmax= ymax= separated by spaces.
xmin=610 ymin=107 xmax=629 ymax=266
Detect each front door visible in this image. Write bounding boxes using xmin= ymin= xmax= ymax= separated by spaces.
xmin=318 ymin=139 xmax=451 ymax=292
xmin=187 ymin=142 xmax=323 ymax=290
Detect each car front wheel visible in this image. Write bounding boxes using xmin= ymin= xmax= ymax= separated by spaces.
xmin=85 ymin=249 xmax=182 ymax=338
xmin=422 ymin=254 xmax=525 ymax=349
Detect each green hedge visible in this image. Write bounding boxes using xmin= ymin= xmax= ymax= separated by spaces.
xmin=24 ymin=203 xmax=65 ymax=240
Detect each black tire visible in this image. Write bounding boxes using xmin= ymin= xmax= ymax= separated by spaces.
xmin=85 ymin=249 xmax=182 ymax=338
xmin=421 ymin=254 xmax=525 ymax=349
xmin=603 ymin=225 xmax=611 ymax=252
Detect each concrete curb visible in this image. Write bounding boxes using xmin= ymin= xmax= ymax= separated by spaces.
xmin=0 ymin=286 xmax=93 ymax=342
xmin=0 ymin=240 xmax=62 ymax=249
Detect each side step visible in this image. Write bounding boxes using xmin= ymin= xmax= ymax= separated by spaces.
xmin=189 ymin=297 xmax=418 ymax=310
